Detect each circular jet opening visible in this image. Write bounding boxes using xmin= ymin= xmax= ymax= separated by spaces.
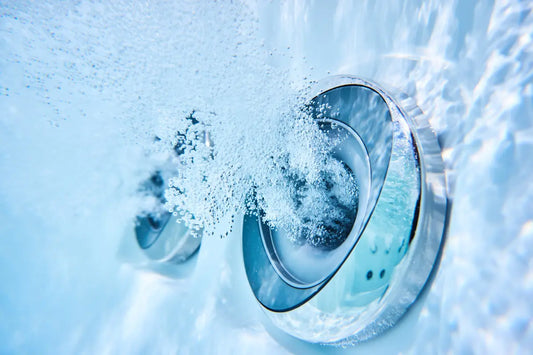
xmin=260 ymin=118 xmax=372 ymax=288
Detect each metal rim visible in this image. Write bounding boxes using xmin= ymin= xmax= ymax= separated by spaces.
xmin=243 ymin=75 xmax=447 ymax=344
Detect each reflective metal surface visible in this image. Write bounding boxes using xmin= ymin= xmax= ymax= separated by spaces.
xmin=135 ymin=172 xmax=201 ymax=263
xmin=136 ymin=212 xmax=202 ymax=263
xmin=243 ymin=76 xmax=447 ymax=344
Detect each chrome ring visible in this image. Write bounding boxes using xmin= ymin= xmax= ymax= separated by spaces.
xmin=136 ymin=213 xmax=201 ymax=263
xmin=135 ymin=171 xmax=202 ymax=264
xmin=242 ymin=75 xmax=447 ymax=344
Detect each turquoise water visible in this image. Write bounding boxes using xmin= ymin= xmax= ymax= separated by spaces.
xmin=1 ymin=1 xmax=532 ymax=353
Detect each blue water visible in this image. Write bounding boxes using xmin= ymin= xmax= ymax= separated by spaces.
xmin=1 ymin=1 xmax=532 ymax=353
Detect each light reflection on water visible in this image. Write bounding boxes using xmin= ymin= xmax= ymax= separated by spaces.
xmin=1 ymin=0 xmax=532 ymax=353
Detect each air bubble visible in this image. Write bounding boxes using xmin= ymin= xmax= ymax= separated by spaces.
xmin=164 ymin=104 xmax=359 ymax=241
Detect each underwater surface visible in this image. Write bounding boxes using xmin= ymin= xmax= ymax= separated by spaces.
xmin=1 ymin=0 xmax=532 ymax=353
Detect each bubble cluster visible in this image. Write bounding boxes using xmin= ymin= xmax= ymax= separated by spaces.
xmin=0 ymin=0 xmax=359 ymax=243
xmin=164 ymin=104 xmax=359 ymax=243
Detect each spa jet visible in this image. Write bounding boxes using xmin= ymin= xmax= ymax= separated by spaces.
xmin=243 ymin=76 xmax=447 ymax=344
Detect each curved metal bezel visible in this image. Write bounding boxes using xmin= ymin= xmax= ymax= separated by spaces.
xmin=243 ymin=78 xmax=395 ymax=312
xmin=243 ymin=75 xmax=447 ymax=344
xmin=136 ymin=214 xmax=202 ymax=263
